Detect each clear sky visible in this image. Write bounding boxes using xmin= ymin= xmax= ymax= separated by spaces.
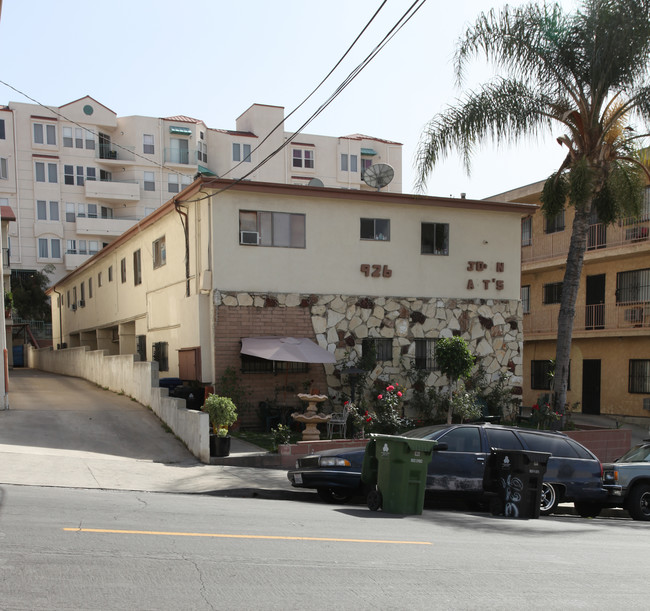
xmin=0 ymin=0 xmax=579 ymax=199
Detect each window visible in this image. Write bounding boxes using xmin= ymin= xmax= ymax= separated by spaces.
xmin=76 ymin=166 xmax=84 ymax=186
xmin=168 ymin=173 xmax=179 ymax=193
xmin=198 ymin=141 xmax=207 ymax=163
xmin=75 ymin=128 xmax=83 ymax=148
xmin=87 ymin=204 xmax=97 ymax=219
xmin=360 ymin=218 xmax=390 ymax=241
xmin=169 ymin=138 xmax=189 ymax=164
xmin=545 ymin=210 xmax=565 ymax=234
xmin=361 ymin=158 xmax=372 ymax=179
xmin=362 ymin=338 xmax=393 ymax=363
xmin=485 ymin=428 xmax=524 ymax=451
xmin=38 ymin=238 xmax=48 ymax=259
xmin=89 ymin=240 xmax=99 ymax=255
xmin=85 ymin=129 xmax=95 ymax=150
xmin=35 ymin=161 xmax=57 ymax=183
xmin=521 ymin=285 xmax=530 ymax=314
xmin=341 ymin=154 xmax=358 ymax=173
xmin=137 ymin=335 xmax=147 ymax=362
xmin=530 ymin=360 xmax=569 ymax=390
xmin=543 ymin=282 xmax=563 ymax=304
xmin=33 ymin=122 xmax=56 ymax=146
xmin=0 ymin=157 xmax=7 ymax=180
xmin=100 ymin=169 xmax=111 ymax=182
xmin=143 ymin=134 xmax=155 ymax=155
xmin=98 ymin=272 xmax=102 ymax=288
xmin=0 ymin=119 xmax=5 ymax=139
xmin=153 ymin=341 xmax=169 ymax=372
xmin=80 ymin=282 xmax=85 ymax=304
xmin=78 ymin=240 xmax=87 ymax=255
xmin=101 ymin=206 xmax=113 ymax=219
xmin=629 ymin=360 xmax=650 ymax=394
xmin=88 ymin=277 xmax=93 ymax=299
xmin=36 ymin=200 xmax=59 ymax=221
xmin=415 ymin=339 xmax=436 ymax=370
xmin=144 ymin=171 xmax=155 ymax=191
xmin=86 ymin=167 xmax=96 ymax=182
xmin=108 ymin=265 xmax=113 ymax=282
xmin=51 ymin=239 xmax=61 ymax=259
xmin=133 ymin=250 xmax=142 ymax=286
xmin=518 ymin=432 xmax=581 ymax=458
xmin=521 ymin=216 xmax=532 ymax=246
xmin=153 ymin=237 xmax=166 ymax=269
xmin=65 ymin=203 xmax=75 ymax=223
xmin=64 ymin=165 xmax=74 ymax=185
xmin=66 ymin=239 xmax=77 ymax=254
xmin=233 ymin=143 xmax=251 ymax=162
xmin=239 ymin=210 xmax=305 ymax=248
xmin=62 ymin=127 xmax=73 ymax=148
xmin=120 ymin=258 xmax=126 ymax=283
xmin=292 ymin=148 xmax=314 ymax=169
xmin=421 ymin=222 xmax=449 ymax=255
xmin=616 ymin=268 xmax=650 ymax=304
xmin=438 ymin=427 xmax=482 ymax=453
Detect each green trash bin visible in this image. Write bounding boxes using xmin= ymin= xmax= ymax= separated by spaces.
xmin=361 ymin=433 xmax=438 ymax=515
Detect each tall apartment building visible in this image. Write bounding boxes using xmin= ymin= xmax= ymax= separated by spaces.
xmin=0 ymin=96 xmax=402 ymax=284
xmin=492 ymin=181 xmax=650 ymax=419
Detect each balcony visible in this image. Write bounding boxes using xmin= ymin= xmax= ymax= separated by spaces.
xmin=97 ymin=145 xmax=136 ymax=163
xmin=76 ymin=216 xmax=139 ymax=237
xmin=523 ymin=301 xmax=650 ymax=337
xmin=64 ymin=252 xmax=92 ymax=271
xmin=164 ymin=148 xmax=199 ymax=166
xmin=85 ymin=179 xmax=140 ymax=202
xmin=522 ymin=218 xmax=650 ymax=264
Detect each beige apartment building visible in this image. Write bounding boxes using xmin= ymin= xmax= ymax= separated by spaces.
xmin=48 ymin=177 xmax=533 ymax=427
xmin=0 ymin=96 xmax=402 ymax=285
xmin=493 ymin=181 xmax=650 ymax=419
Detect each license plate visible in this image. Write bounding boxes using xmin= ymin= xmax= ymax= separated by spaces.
xmin=294 ymin=474 xmax=303 ymax=484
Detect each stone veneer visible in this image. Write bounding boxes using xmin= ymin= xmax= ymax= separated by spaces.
xmin=216 ymin=291 xmax=523 ymax=404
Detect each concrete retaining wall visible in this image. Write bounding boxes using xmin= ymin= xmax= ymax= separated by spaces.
xmin=26 ymin=345 xmax=210 ymax=464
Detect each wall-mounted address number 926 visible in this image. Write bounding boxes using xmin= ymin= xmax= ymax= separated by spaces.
xmin=360 ymin=264 xmax=392 ymax=278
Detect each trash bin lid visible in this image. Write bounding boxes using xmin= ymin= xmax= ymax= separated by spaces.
xmin=370 ymin=434 xmax=438 ymax=453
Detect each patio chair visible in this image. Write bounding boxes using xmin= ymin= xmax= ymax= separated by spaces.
xmin=327 ymin=405 xmax=350 ymax=439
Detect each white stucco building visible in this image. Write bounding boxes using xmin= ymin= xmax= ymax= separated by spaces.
xmin=48 ymin=177 xmax=535 ymax=427
xmin=0 ymin=96 xmax=402 ymax=285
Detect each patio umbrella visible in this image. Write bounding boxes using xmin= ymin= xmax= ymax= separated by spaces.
xmin=241 ymin=337 xmax=336 ymax=364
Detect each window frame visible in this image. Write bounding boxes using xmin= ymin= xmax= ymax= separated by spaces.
xmin=521 ymin=216 xmax=532 ymax=246
xmin=362 ymin=337 xmax=393 ymax=363
xmin=421 ymin=222 xmax=449 ymax=256
xmin=143 ymin=134 xmax=155 ymax=155
xmin=153 ymin=236 xmax=166 ymax=269
xmin=360 ymin=218 xmax=390 ymax=241
xmin=239 ymin=210 xmax=306 ymax=248
xmin=545 ymin=210 xmax=565 ymax=234
xmin=292 ymin=148 xmax=315 ymax=169
xmin=414 ymin=338 xmax=437 ymax=371
xmin=133 ymin=249 xmax=142 ymax=286
xmin=521 ymin=285 xmax=531 ymax=314
xmin=629 ymin=360 xmax=650 ymax=394
xmin=542 ymin=282 xmax=563 ymax=305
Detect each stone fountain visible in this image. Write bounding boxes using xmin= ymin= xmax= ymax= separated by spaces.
xmin=292 ymin=394 xmax=331 ymax=441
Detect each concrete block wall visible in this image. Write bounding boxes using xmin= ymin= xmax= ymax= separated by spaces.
xmin=565 ymin=429 xmax=632 ymax=463
xmin=26 ymin=345 xmax=210 ymax=463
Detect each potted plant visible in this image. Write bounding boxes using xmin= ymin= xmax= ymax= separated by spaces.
xmin=204 ymin=393 xmax=238 ymax=457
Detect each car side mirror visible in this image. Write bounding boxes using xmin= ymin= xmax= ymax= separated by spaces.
xmin=433 ymin=442 xmax=448 ymax=451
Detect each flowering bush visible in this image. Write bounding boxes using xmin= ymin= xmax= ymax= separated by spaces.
xmin=450 ymin=383 xmax=481 ymax=423
xmin=346 ymin=401 xmax=374 ymax=437
xmin=372 ymin=383 xmax=410 ymax=434
xmin=530 ymin=402 xmax=561 ymax=430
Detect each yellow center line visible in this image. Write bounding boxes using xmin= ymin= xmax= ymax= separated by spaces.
xmin=63 ymin=527 xmax=431 ymax=545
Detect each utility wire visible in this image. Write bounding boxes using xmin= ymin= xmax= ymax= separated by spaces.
xmin=220 ymin=0 xmax=389 ymax=179
xmin=187 ymin=0 xmax=427 ymax=203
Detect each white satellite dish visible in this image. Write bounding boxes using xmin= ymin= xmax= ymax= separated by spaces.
xmin=363 ymin=163 xmax=394 ymax=191
xmin=308 ymin=178 xmax=324 ymax=187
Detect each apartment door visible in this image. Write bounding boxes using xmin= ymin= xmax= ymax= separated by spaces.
xmin=586 ymin=274 xmax=606 ymax=329
xmin=98 ymin=133 xmax=111 ymax=159
xmin=582 ymin=359 xmax=601 ymax=415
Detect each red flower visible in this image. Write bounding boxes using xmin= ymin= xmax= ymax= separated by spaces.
xmin=344 ymin=400 xmax=349 ymax=406
xmin=377 ymin=394 xmax=383 ymax=400
xmin=532 ymin=404 xmax=539 ymax=411
xmin=365 ymin=416 xmax=372 ymax=423
xmin=387 ymin=385 xmax=395 ymax=392
xmin=397 ymin=391 xmax=402 ymax=397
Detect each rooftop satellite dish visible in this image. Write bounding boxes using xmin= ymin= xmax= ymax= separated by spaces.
xmin=363 ymin=163 xmax=394 ymax=191
xmin=308 ymin=177 xmax=324 ymax=187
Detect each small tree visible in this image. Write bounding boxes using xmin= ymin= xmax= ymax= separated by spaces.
xmin=11 ymin=264 xmax=54 ymax=321
xmin=204 ymin=394 xmax=238 ymax=437
xmin=436 ymin=336 xmax=475 ymax=424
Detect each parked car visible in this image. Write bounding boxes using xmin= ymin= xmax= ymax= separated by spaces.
xmin=601 ymin=440 xmax=650 ymax=521
xmin=287 ymin=423 xmax=606 ymax=516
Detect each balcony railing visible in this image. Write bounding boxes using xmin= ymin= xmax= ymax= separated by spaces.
xmin=164 ymin=148 xmax=198 ymax=165
xmin=522 ymin=218 xmax=650 ymax=263
xmin=523 ymin=301 xmax=650 ymax=335
xmin=97 ymin=145 xmax=135 ymax=162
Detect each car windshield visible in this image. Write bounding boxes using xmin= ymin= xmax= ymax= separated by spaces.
xmin=617 ymin=444 xmax=650 ymax=463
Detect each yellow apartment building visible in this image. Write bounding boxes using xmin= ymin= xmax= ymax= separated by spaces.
xmin=493 ymin=181 xmax=650 ymax=419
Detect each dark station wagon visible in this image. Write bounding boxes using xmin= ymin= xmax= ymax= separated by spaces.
xmin=288 ymin=423 xmax=607 ymax=516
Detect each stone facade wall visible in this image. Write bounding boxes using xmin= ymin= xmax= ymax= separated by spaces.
xmin=214 ymin=290 xmax=523 ymax=426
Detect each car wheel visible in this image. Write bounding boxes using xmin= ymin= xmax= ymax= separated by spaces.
xmin=574 ymin=501 xmax=602 ymax=519
xmin=627 ymin=483 xmax=650 ymax=521
xmin=539 ymin=483 xmax=558 ymax=516
xmin=367 ymin=489 xmax=383 ymax=512
xmin=317 ymin=487 xmax=354 ymax=504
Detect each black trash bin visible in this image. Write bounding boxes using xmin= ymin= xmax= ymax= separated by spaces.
xmin=484 ymin=449 xmax=551 ymax=519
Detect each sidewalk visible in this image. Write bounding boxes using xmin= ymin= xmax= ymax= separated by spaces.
xmin=0 ymin=369 xmax=303 ymax=500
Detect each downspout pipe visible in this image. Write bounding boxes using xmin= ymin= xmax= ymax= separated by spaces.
xmin=174 ymin=199 xmax=190 ymax=297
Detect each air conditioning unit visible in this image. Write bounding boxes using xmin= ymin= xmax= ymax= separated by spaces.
xmin=71 ymin=303 xmax=77 ymax=311
xmin=240 ymin=231 xmax=260 ymax=245
xmin=79 ymin=300 xmax=85 ymax=308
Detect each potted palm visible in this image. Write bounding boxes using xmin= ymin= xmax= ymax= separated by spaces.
xmin=204 ymin=393 xmax=238 ymax=457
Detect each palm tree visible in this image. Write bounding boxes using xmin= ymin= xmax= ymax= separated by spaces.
xmin=416 ymin=0 xmax=650 ymax=416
